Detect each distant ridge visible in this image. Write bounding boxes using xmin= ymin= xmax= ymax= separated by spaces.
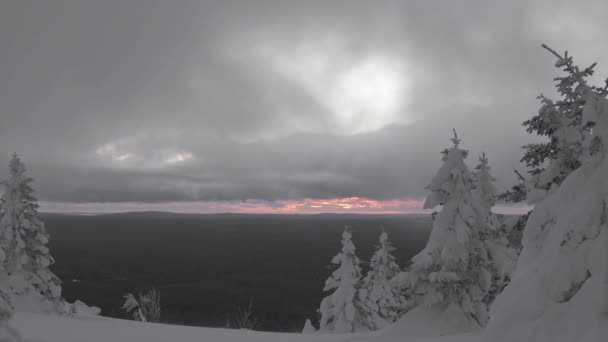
xmin=40 ymin=211 xmax=431 ymax=218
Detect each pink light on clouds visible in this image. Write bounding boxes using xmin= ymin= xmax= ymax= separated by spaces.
xmin=38 ymin=197 xmax=429 ymax=214
xmin=38 ymin=197 xmax=530 ymax=215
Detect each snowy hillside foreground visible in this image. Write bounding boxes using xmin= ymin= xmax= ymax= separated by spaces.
xmin=11 ymin=312 xmax=480 ymax=342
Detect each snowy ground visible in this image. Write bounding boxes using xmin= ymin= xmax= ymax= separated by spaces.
xmin=13 ymin=312 xmax=479 ymax=342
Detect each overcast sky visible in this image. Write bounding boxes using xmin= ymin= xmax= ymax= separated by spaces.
xmin=1 ymin=0 xmax=608 ymax=213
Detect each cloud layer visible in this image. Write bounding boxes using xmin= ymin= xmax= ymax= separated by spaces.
xmin=1 ymin=0 xmax=608 ymax=209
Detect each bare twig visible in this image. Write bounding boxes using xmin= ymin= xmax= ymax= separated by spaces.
xmin=514 ymin=169 xmax=526 ymax=182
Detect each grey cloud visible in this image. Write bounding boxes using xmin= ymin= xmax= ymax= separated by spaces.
xmin=1 ymin=0 xmax=607 ymax=203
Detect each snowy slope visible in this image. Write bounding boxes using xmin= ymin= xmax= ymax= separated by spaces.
xmin=12 ymin=312 xmax=479 ymax=342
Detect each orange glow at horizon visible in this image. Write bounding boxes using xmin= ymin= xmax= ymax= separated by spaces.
xmin=39 ymin=197 xmax=531 ymax=215
xmin=38 ymin=197 xmax=429 ymax=214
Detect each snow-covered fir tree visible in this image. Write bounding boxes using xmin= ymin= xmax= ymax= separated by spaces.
xmin=405 ymin=130 xmax=492 ymax=328
xmin=360 ymin=230 xmax=406 ymax=326
xmin=0 ymin=154 xmax=63 ymax=314
xmin=497 ymin=45 xmax=608 ymax=265
xmin=471 ymin=153 xmax=516 ymax=305
xmin=500 ymin=45 xmax=608 ymax=205
xmin=484 ymin=56 xmax=608 ymax=342
xmin=318 ymin=226 xmax=373 ymax=333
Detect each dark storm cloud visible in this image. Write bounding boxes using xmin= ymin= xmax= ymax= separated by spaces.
xmin=1 ymin=0 xmax=608 ymax=203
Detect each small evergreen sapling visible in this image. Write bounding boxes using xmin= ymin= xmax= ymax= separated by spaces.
xmin=360 ymin=230 xmax=406 ymax=325
xmin=471 ymin=153 xmax=516 ymax=305
xmin=318 ymin=226 xmax=372 ymax=333
xmin=301 ymin=319 xmax=316 ymax=334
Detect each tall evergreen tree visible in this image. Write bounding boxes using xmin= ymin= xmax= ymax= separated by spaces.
xmin=318 ymin=226 xmax=372 ymax=333
xmin=0 ymin=154 xmax=62 ymax=313
xmin=360 ymin=230 xmax=406 ymax=326
xmin=407 ymin=131 xmax=492 ymax=327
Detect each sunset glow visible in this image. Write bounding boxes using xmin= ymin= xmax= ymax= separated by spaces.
xmin=40 ymin=197 xmax=427 ymax=215
xmin=39 ymin=197 xmax=530 ymax=215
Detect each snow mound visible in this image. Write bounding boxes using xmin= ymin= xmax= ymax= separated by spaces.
xmin=12 ymin=310 xmax=482 ymax=342
xmin=14 ymin=312 xmax=351 ymax=342
xmin=377 ymin=304 xmax=481 ymax=341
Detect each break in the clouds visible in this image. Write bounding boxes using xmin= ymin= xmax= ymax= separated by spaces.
xmin=1 ymin=0 xmax=608 ymax=212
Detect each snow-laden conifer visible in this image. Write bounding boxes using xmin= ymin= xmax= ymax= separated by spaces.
xmin=318 ymin=226 xmax=372 ymax=333
xmin=406 ymin=130 xmax=492 ymax=328
xmin=485 ymin=49 xmax=608 ymax=342
xmin=500 ymin=45 xmax=608 ymax=205
xmin=471 ymin=154 xmax=516 ymax=305
xmin=360 ymin=230 xmax=406 ymax=326
xmin=0 ymin=154 xmax=62 ymax=313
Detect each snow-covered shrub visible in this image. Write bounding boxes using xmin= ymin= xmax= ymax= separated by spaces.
xmin=360 ymin=230 xmax=406 ymax=325
xmin=65 ymin=300 xmax=101 ymax=317
xmin=122 ymin=288 xmax=161 ymax=323
xmin=301 ymin=319 xmax=316 ymax=334
xmin=318 ymin=226 xmax=373 ymax=333
xmin=227 ymin=298 xmax=261 ymax=330
xmin=0 ymin=154 xmax=65 ymax=314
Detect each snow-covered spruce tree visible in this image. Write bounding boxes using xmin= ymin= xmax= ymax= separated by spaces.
xmin=0 ymin=154 xmax=63 ymax=313
xmin=318 ymin=226 xmax=373 ymax=333
xmin=404 ymin=130 xmax=492 ymax=329
xmin=360 ymin=230 xmax=406 ymax=326
xmin=500 ymin=44 xmax=608 ymax=205
xmin=484 ymin=56 xmax=608 ymax=342
xmin=471 ymin=153 xmax=516 ymax=306
xmin=497 ymin=45 xmax=608 ymax=261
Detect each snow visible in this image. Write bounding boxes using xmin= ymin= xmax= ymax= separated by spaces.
xmin=379 ymin=304 xmax=482 ymax=340
xmin=483 ymin=88 xmax=608 ymax=342
xmin=12 ymin=311 xmax=480 ymax=342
